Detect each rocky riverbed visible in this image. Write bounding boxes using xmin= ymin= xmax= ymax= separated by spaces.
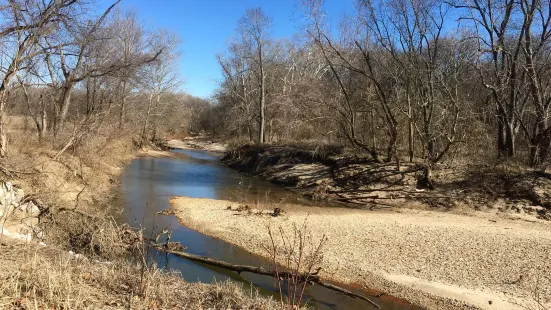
xmin=169 ymin=196 xmax=551 ymax=310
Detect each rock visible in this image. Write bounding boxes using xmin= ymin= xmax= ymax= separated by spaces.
xmin=69 ymin=251 xmax=87 ymax=261
xmin=0 ymin=225 xmax=31 ymax=242
xmin=0 ymin=182 xmax=45 ymax=242
xmin=12 ymin=187 xmax=24 ymax=206
xmin=18 ymin=201 xmax=40 ymax=217
xmin=0 ymin=182 xmax=15 ymax=205
xmin=34 ymin=227 xmax=44 ymax=240
xmin=0 ymin=182 xmax=26 ymax=220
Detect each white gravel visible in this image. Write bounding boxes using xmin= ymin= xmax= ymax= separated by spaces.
xmin=169 ymin=197 xmax=551 ymax=310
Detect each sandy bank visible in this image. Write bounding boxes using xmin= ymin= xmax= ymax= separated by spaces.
xmin=166 ymin=137 xmax=226 ymax=152
xmin=137 ymin=148 xmax=175 ymax=158
xmin=169 ymin=196 xmax=551 ymax=310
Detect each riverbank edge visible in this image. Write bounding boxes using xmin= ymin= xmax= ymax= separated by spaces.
xmin=219 ymin=143 xmax=551 ymax=222
xmin=164 ymin=137 xmax=227 ymax=153
xmin=166 ymin=197 xmax=463 ymax=310
xmin=168 ymin=196 xmax=550 ymax=310
xmin=1 ymin=138 xmax=284 ymax=309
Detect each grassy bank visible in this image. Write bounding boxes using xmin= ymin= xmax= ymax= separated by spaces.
xmin=0 ymin=240 xmax=280 ymax=309
xmin=0 ymin=118 xmax=283 ymax=309
xmin=169 ymin=196 xmax=551 ymax=310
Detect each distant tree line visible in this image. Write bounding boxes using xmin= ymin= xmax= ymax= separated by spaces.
xmin=0 ymin=0 xmax=210 ymax=157
xmin=210 ymin=0 xmax=551 ymax=169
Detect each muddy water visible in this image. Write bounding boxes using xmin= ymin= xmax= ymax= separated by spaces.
xmin=119 ymin=149 xmax=420 ymax=310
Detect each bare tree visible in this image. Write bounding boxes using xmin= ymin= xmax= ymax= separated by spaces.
xmin=137 ymin=31 xmax=181 ymax=146
xmin=0 ymin=0 xmax=80 ymax=156
xmin=233 ymin=8 xmax=272 ymax=144
xmin=108 ymin=9 xmax=147 ymax=130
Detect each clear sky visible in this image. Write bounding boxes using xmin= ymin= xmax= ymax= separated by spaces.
xmin=97 ymin=0 xmax=353 ymax=99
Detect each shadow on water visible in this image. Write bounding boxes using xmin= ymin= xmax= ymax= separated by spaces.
xmin=118 ymin=149 xmax=421 ymax=310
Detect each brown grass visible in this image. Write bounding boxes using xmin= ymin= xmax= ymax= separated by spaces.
xmin=0 ymin=116 xmax=289 ymax=309
xmin=0 ymin=241 xmax=282 ymax=310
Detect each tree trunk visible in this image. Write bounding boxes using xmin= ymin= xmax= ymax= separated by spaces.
xmin=497 ymin=116 xmax=506 ymax=157
xmin=40 ymin=99 xmax=48 ymax=141
xmin=537 ymin=130 xmax=551 ymax=165
xmin=505 ymin=122 xmax=515 ymax=157
xmin=386 ymin=128 xmax=397 ymax=163
xmin=529 ymin=124 xmax=551 ymax=167
xmin=408 ymin=97 xmax=414 ymax=162
xmin=259 ymin=73 xmax=266 ymax=144
xmin=56 ymin=83 xmax=76 ymax=132
xmin=152 ymin=245 xmax=380 ymax=309
xmin=0 ymin=90 xmax=7 ymax=158
xmin=119 ymin=79 xmax=127 ymax=130
xmin=0 ymin=64 xmax=19 ymax=157
xmin=140 ymin=94 xmax=154 ymax=147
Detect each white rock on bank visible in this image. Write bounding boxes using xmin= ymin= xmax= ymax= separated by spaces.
xmin=0 ymin=225 xmax=32 ymax=242
xmin=0 ymin=182 xmax=45 ymax=242
xmin=18 ymin=201 xmax=40 ymax=217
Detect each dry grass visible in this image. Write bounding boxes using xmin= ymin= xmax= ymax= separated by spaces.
xmin=5 ymin=117 xmax=138 ymax=212
xmin=0 ymin=116 xmax=289 ymax=309
xmin=0 ymin=241 xmax=282 ymax=310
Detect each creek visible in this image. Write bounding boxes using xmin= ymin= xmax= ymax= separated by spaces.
xmin=118 ymin=149 xmax=420 ymax=310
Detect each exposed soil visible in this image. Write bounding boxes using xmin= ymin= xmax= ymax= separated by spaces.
xmin=222 ymin=144 xmax=551 ymax=220
xmin=169 ymin=196 xmax=551 ymax=310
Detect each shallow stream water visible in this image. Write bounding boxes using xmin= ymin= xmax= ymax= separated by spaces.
xmin=118 ymin=149 xmax=421 ymax=310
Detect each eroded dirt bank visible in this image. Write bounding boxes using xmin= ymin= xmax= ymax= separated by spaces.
xmin=169 ymin=196 xmax=551 ymax=310
xmin=222 ymin=144 xmax=551 ymax=220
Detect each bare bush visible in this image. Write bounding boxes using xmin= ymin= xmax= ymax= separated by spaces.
xmin=265 ymin=219 xmax=327 ymax=308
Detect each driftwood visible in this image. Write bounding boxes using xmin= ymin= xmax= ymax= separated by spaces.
xmin=153 ymin=245 xmax=380 ymax=309
xmin=336 ymin=194 xmax=455 ymax=202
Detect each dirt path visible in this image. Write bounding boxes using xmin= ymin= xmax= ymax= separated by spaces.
xmin=169 ymin=197 xmax=551 ymax=310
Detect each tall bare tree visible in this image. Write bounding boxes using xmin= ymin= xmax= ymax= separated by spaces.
xmin=0 ymin=0 xmax=80 ymax=156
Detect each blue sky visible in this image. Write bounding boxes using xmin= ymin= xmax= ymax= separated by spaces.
xmin=98 ymin=0 xmax=353 ymax=99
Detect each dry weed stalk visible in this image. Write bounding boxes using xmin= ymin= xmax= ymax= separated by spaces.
xmin=512 ymin=274 xmax=551 ymax=310
xmin=267 ymin=218 xmax=327 ymax=309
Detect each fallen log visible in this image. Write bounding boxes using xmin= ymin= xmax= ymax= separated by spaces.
xmin=152 ymin=245 xmax=380 ymax=309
